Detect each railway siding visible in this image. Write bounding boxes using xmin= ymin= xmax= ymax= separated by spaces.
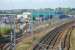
xmin=33 ymin=21 xmax=75 ymax=50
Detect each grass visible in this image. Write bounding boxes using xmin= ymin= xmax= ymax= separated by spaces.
xmin=16 ymin=44 xmax=31 ymax=50
xmin=0 ymin=26 xmax=11 ymax=37
xmin=16 ymin=36 xmax=33 ymax=50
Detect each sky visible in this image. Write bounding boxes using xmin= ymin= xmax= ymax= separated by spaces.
xmin=0 ymin=0 xmax=75 ymax=10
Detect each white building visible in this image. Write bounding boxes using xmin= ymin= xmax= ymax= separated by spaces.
xmin=17 ymin=12 xmax=31 ymax=19
xmin=16 ymin=12 xmax=32 ymax=32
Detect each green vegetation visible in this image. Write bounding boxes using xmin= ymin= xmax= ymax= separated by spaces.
xmin=16 ymin=39 xmax=33 ymax=50
xmin=0 ymin=26 xmax=12 ymax=37
xmin=33 ymin=16 xmax=36 ymax=21
xmin=16 ymin=44 xmax=31 ymax=50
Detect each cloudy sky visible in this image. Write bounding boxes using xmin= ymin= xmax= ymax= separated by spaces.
xmin=0 ymin=0 xmax=75 ymax=10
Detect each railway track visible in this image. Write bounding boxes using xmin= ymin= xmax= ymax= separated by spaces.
xmin=0 ymin=30 xmax=25 ymax=50
xmin=33 ymin=21 xmax=75 ymax=50
xmin=0 ymin=21 xmax=75 ymax=50
xmin=62 ymin=26 xmax=74 ymax=50
xmin=33 ymin=25 xmax=66 ymax=50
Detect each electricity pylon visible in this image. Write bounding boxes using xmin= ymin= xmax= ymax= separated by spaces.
xmin=10 ymin=16 xmax=16 ymax=50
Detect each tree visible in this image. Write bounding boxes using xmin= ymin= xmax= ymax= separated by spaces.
xmin=33 ymin=16 xmax=36 ymax=21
